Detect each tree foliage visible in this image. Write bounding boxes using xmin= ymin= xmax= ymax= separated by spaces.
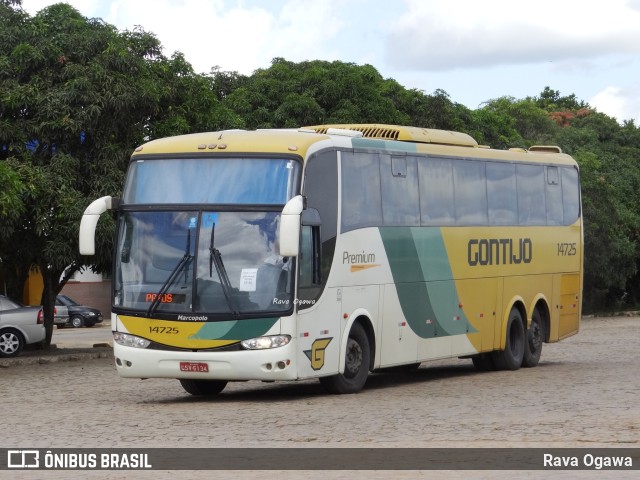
xmin=555 ymin=112 xmax=640 ymax=310
xmin=216 ymin=58 xmax=472 ymax=129
xmin=471 ymin=96 xmax=560 ymax=148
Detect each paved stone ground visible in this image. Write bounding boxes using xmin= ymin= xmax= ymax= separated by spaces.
xmin=2 ymin=316 xmax=638 ymax=479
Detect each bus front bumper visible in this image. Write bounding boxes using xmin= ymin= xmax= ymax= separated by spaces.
xmin=113 ymin=341 xmax=299 ymax=381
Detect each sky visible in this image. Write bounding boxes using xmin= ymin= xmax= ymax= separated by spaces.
xmin=20 ymin=0 xmax=640 ymax=124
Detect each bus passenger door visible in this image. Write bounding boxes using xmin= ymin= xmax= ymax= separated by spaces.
xmin=295 ymin=223 xmax=343 ymax=379
xmin=296 ymin=288 xmax=343 ymax=379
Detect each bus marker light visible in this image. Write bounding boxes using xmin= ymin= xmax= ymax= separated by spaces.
xmin=343 ymin=313 xmax=348 ymax=319
xmin=197 ymin=144 xmax=206 ymax=149
xmin=218 ymin=144 xmax=227 ymax=149
xmin=208 ymin=144 xmax=217 ymax=149
xmin=288 ymin=146 xmax=298 ymax=151
xmin=321 ymin=330 xmax=329 ymax=335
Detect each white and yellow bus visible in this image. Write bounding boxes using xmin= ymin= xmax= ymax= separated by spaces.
xmin=79 ymin=124 xmax=582 ymax=395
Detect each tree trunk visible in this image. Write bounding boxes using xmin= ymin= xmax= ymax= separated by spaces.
xmin=39 ymin=264 xmax=57 ymax=348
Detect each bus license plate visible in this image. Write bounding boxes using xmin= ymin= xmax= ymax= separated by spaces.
xmin=180 ymin=362 xmax=209 ymax=373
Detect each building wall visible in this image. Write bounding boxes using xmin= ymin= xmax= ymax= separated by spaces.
xmin=19 ymin=267 xmax=111 ymax=316
xmin=24 ymin=272 xmax=44 ymax=305
xmin=60 ymin=281 xmax=112 ymax=320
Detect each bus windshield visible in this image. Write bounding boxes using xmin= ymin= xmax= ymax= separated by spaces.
xmin=114 ymin=210 xmax=292 ymax=316
xmin=122 ymin=157 xmax=299 ymax=205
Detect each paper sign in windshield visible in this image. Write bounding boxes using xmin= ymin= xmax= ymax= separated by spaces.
xmin=239 ymin=268 xmax=258 ymax=292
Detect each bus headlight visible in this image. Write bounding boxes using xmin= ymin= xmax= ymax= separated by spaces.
xmin=113 ymin=332 xmax=151 ymax=349
xmin=241 ymin=335 xmax=291 ymax=350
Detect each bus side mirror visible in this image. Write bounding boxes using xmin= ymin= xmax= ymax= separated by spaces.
xmin=79 ymin=196 xmax=118 ymax=255
xmin=301 ymin=208 xmax=321 ymax=227
xmin=279 ymin=195 xmax=304 ymax=257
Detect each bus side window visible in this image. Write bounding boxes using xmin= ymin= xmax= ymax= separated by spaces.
xmin=298 ymin=222 xmax=322 ymax=304
xmin=516 ymin=164 xmax=546 ymax=225
xmin=562 ymin=167 xmax=580 ymax=224
xmin=545 ymin=166 xmax=563 ymax=225
xmin=299 ymin=206 xmax=322 ymax=283
xmin=299 ymin=225 xmax=314 ymax=286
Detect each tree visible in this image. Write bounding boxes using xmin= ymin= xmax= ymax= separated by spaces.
xmin=471 ymin=96 xmax=559 ymax=149
xmin=220 ymin=58 xmax=413 ymax=128
xmin=0 ymin=2 xmax=234 ymax=344
xmin=555 ymin=111 xmax=640 ymax=311
xmin=533 ymin=86 xmax=588 ymax=111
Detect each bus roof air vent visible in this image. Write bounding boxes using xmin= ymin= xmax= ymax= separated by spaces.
xmin=325 ymin=128 xmax=364 ymax=137
xmin=303 ymin=124 xmax=478 ymax=147
xmin=529 ymin=145 xmax=563 ymax=154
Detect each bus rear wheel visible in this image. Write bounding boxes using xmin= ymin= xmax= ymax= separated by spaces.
xmin=523 ymin=309 xmax=544 ymax=368
xmin=492 ymin=308 xmax=525 ymax=370
xmin=319 ymin=323 xmax=370 ymax=394
xmin=179 ymin=379 xmax=227 ymax=396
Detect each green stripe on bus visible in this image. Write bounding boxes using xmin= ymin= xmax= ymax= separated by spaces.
xmin=380 ymin=227 xmax=475 ymax=338
xmin=190 ymin=317 xmax=279 ymax=341
xmin=352 ymin=137 xmax=418 ymax=152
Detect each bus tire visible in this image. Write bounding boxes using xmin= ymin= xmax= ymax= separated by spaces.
xmin=492 ymin=308 xmax=525 ymax=371
xmin=319 ymin=322 xmax=370 ymax=394
xmin=523 ymin=308 xmax=544 ymax=368
xmin=179 ymin=379 xmax=227 ymax=396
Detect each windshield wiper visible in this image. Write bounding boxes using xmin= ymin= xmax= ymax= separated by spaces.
xmin=209 ymin=222 xmax=239 ymax=317
xmin=147 ymin=228 xmax=193 ymax=317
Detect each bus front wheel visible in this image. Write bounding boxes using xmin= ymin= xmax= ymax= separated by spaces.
xmin=179 ymin=379 xmax=227 ymax=396
xmin=319 ymin=323 xmax=370 ymax=394
xmin=492 ymin=308 xmax=525 ymax=370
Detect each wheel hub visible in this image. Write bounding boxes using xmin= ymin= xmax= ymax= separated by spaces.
xmin=344 ymin=338 xmax=363 ymax=377
xmin=0 ymin=333 xmax=19 ymax=354
xmin=528 ymin=323 xmax=541 ymax=352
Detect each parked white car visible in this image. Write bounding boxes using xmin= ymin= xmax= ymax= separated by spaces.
xmin=0 ymin=295 xmax=45 ymax=357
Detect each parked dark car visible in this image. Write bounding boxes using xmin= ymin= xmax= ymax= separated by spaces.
xmin=0 ymin=295 xmax=45 ymax=357
xmin=55 ymin=295 xmax=103 ymax=328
